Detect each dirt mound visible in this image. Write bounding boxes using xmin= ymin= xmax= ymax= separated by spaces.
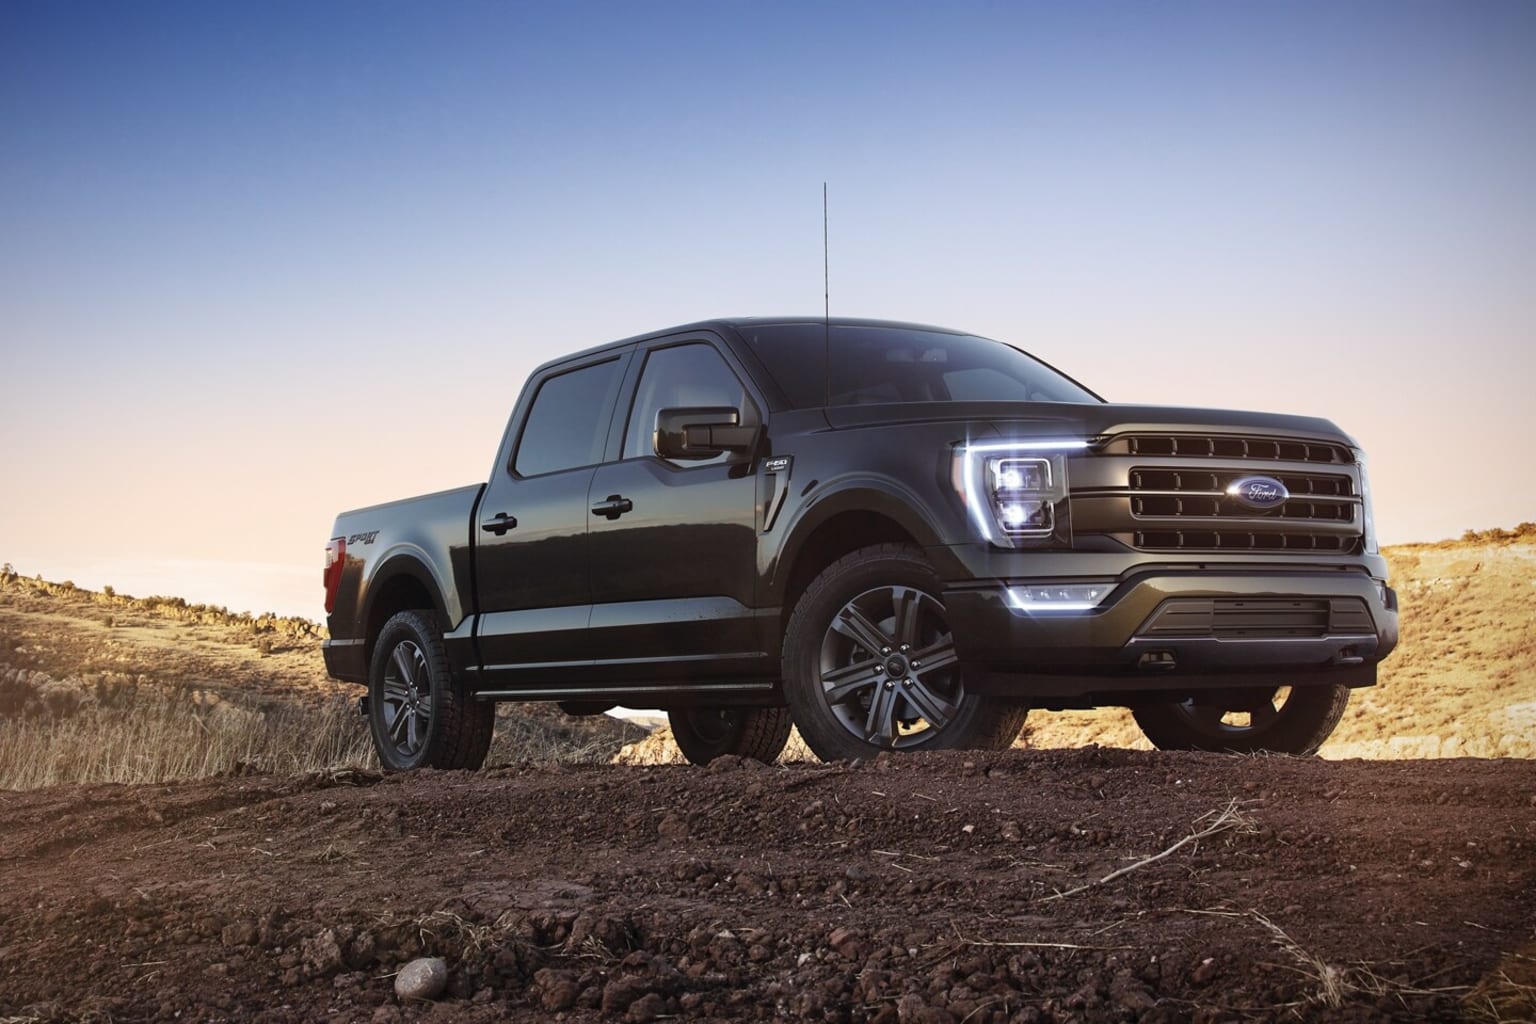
xmin=2 ymin=750 xmax=1532 ymax=1021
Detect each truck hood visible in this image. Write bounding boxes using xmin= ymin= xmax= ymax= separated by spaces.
xmin=823 ymin=401 xmax=1355 ymax=448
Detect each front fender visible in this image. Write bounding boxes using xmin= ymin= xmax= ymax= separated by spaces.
xmin=768 ymin=474 xmax=953 ymax=602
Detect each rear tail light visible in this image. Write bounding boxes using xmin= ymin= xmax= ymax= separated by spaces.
xmin=324 ymin=537 xmax=346 ymax=614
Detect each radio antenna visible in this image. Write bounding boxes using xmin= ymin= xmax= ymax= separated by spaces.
xmin=823 ymin=182 xmax=831 ymax=408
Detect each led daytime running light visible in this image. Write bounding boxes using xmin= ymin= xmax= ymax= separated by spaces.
xmin=1005 ymin=582 xmax=1113 ymax=614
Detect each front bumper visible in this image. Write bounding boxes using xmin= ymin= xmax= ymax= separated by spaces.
xmin=944 ymin=568 xmax=1398 ymax=704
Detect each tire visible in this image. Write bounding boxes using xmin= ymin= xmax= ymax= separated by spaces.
xmin=367 ymin=610 xmax=495 ymax=771
xmin=782 ymin=544 xmax=1028 ymax=762
xmin=1131 ymin=683 xmax=1349 ymax=756
xmin=668 ymin=706 xmax=793 ymax=765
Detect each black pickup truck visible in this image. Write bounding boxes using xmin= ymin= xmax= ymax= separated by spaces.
xmin=323 ymin=318 xmax=1398 ymax=769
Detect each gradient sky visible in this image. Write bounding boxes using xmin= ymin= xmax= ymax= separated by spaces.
xmin=2 ymin=1 xmax=1533 ymax=619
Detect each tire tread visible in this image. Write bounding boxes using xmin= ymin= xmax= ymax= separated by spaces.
xmin=369 ymin=610 xmax=494 ymax=771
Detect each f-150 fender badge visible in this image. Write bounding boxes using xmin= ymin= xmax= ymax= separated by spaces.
xmin=1226 ymin=476 xmax=1290 ymax=511
xmin=762 ymin=456 xmax=792 ymax=533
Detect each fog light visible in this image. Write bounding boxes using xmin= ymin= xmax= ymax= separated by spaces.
xmin=1005 ymin=582 xmax=1113 ymax=613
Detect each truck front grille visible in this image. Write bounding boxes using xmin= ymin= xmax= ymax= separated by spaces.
xmin=1075 ymin=432 xmax=1365 ymax=556
xmin=1104 ymin=433 xmax=1352 ymax=464
xmin=1126 ymin=530 xmax=1358 ymax=553
xmin=1129 ymin=469 xmax=1356 ymax=524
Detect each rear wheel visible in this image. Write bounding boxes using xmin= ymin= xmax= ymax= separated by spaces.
xmin=668 ymin=706 xmax=792 ymax=765
xmin=367 ymin=610 xmax=494 ymax=771
xmin=783 ymin=544 xmax=1028 ymax=762
xmin=1131 ymin=683 xmax=1349 ymax=755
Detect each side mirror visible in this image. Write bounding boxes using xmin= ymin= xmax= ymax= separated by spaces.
xmin=655 ymin=407 xmax=761 ymax=460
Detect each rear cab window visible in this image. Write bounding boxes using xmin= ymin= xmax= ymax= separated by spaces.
xmin=513 ymin=356 xmax=627 ymax=477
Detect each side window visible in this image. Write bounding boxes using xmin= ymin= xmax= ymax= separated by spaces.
xmin=623 ymin=343 xmax=753 ymax=461
xmin=514 ymin=357 xmax=624 ymax=477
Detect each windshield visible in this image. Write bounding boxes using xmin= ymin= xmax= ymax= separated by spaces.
xmin=736 ymin=324 xmax=1101 ymax=409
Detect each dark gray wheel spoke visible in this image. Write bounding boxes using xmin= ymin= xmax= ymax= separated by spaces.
xmin=388 ymin=705 xmax=410 ymax=743
xmin=900 ymin=676 xmax=957 ymax=729
xmin=382 ymin=678 xmax=410 ymax=703
xmin=406 ymin=710 xmax=422 ymax=751
xmin=863 ymin=683 xmax=901 ymax=744
xmin=391 ymin=645 xmax=416 ymax=687
xmin=833 ymin=606 xmax=893 ymax=658
xmin=891 ymin=587 xmax=923 ymax=649
xmin=912 ymin=638 xmax=958 ymax=675
xmin=823 ymin=657 xmax=882 ymax=703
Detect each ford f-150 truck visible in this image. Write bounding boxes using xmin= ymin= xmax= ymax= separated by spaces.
xmin=323 ymin=318 xmax=1398 ymax=769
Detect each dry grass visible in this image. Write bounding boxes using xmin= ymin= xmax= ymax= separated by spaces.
xmin=0 ymin=673 xmax=375 ymax=791
xmin=0 ymin=670 xmax=642 ymax=790
xmin=1467 ymin=943 xmax=1536 ymax=1024
xmin=485 ymin=704 xmax=649 ymax=766
xmin=1042 ymin=800 xmax=1257 ymax=901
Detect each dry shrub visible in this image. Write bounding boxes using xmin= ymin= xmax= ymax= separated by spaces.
xmin=0 ymin=570 xmax=325 ymax=642
xmin=1461 ymin=522 xmax=1536 ymax=544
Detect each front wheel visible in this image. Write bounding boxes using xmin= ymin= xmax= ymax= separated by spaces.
xmin=782 ymin=544 xmax=1028 ymax=762
xmin=1131 ymin=683 xmax=1349 ymax=755
xmin=668 ymin=706 xmax=792 ymax=765
xmin=368 ymin=610 xmax=495 ymax=771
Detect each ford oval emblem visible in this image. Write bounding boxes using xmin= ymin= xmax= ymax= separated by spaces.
xmin=1227 ymin=475 xmax=1290 ymax=511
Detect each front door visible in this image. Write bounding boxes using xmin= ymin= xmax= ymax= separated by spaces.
xmin=586 ymin=337 xmax=768 ymax=682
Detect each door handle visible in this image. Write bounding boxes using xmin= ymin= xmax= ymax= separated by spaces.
xmin=481 ymin=512 xmax=518 ymax=535
xmin=591 ymin=495 xmax=633 ymax=520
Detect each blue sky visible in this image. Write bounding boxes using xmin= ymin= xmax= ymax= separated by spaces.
xmin=2 ymin=1 xmax=1533 ymax=617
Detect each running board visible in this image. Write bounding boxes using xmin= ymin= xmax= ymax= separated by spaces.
xmin=474 ymin=681 xmax=778 ymax=704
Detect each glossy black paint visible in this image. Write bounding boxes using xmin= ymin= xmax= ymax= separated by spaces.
xmin=323 ymin=317 xmax=1399 ymax=710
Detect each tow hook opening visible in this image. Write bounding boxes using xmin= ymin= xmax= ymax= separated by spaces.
xmin=1137 ymin=650 xmax=1177 ymax=672
xmin=1331 ymin=646 xmax=1364 ymax=666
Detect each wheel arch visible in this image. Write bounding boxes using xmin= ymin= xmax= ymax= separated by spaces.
xmin=772 ymin=487 xmax=939 ymax=640
xmin=361 ymin=555 xmax=452 ymax=669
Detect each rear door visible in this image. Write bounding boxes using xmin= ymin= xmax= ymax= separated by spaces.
xmin=585 ymin=334 xmax=770 ymax=682
xmin=472 ymin=349 xmax=631 ymax=684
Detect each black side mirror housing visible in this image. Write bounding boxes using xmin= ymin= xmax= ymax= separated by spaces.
xmin=655 ymin=407 xmax=761 ymax=460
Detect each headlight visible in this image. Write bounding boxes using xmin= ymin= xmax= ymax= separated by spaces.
xmin=1353 ymin=448 xmax=1378 ymax=555
xmin=955 ymin=440 xmax=1085 ymax=546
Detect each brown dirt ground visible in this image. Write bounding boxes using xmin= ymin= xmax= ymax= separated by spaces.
xmin=2 ymin=752 xmax=1533 ymax=1022
xmin=2 ymin=534 xmax=1534 ymax=1022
